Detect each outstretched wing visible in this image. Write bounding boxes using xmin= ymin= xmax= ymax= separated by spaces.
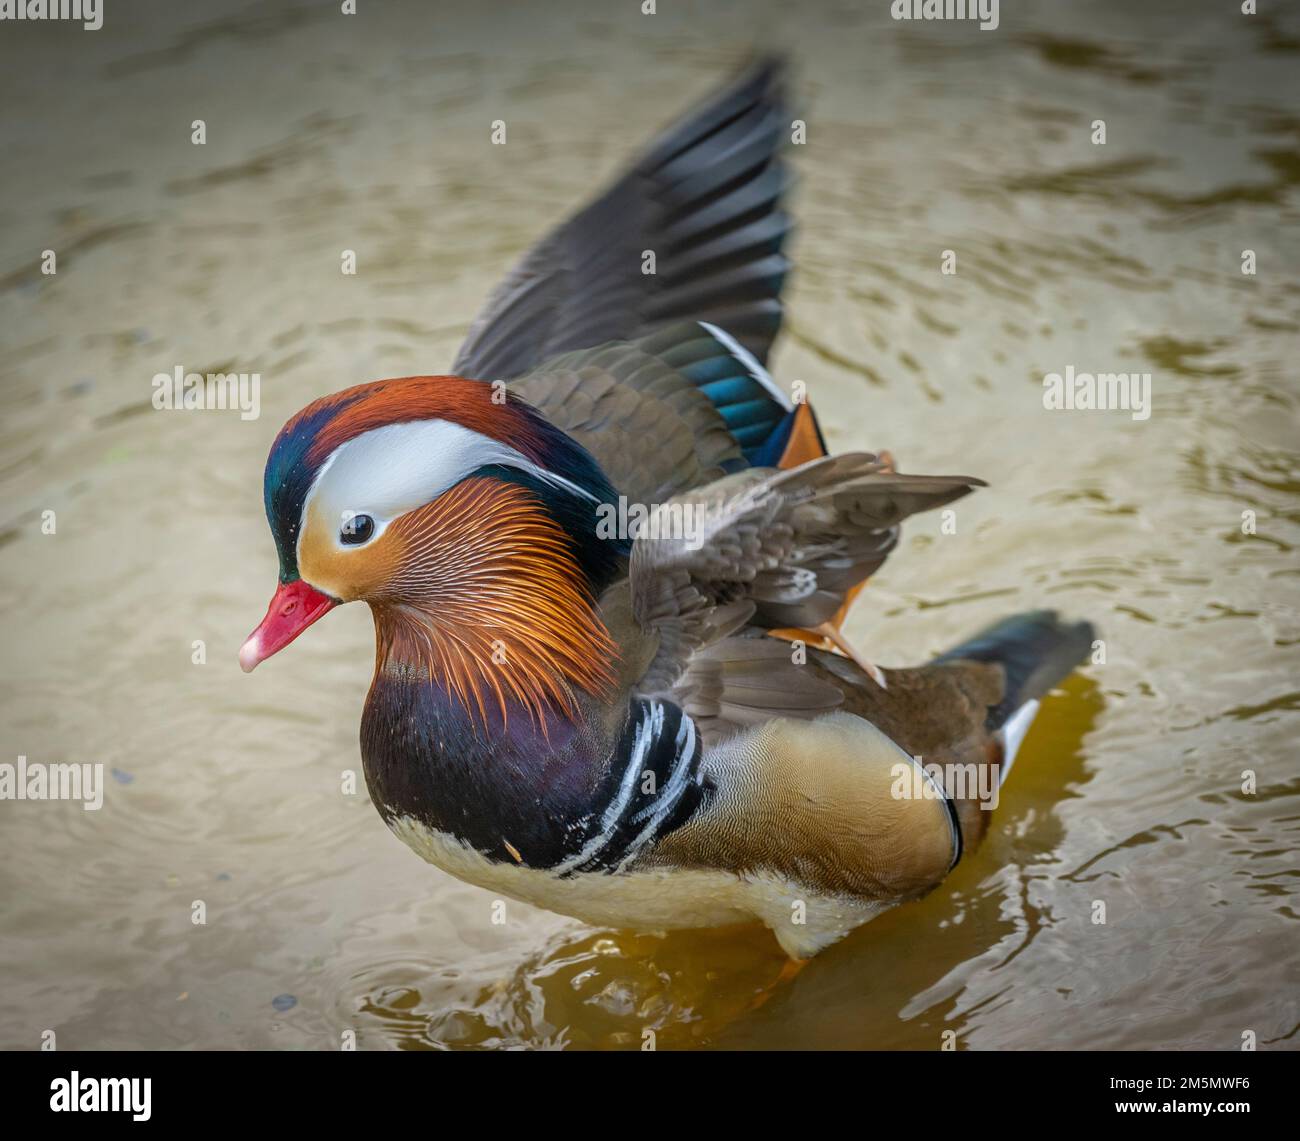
xmin=452 ymin=58 xmax=792 ymax=381
xmin=629 ymin=455 xmax=986 ymax=697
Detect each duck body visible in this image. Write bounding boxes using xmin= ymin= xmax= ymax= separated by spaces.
xmin=242 ymin=59 xmax=1095 ymax=960
xmin=361 ymin=586 xmax=1088 ymax=957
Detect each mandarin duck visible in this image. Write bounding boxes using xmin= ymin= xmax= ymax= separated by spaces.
xmin=240 ymin=60 xmax=1094 ymax=959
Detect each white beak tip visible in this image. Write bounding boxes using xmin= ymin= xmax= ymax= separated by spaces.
xmin=238 ymin=637 xmax=262 ymax=673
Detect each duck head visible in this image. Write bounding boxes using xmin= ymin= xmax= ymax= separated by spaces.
xmin=241 ymin=376 xmax=625 ymax=723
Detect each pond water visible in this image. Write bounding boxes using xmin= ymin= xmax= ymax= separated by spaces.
xmin=1 ymin=0 xmax=1297 ymax=1050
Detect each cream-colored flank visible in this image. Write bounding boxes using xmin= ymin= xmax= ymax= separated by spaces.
xmin=388 ymin=711 xmax=956 ymax=959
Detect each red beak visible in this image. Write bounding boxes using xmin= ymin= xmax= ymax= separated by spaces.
xmin=239 ymin=579 xmax=339 ymax=673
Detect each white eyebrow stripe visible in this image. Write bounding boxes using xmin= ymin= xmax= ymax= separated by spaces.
xmin=297 ymin=418 xmax=597 ymax=558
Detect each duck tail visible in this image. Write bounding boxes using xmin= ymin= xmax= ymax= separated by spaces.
xmin=936 ymin=610 xmax=1095 ymax=772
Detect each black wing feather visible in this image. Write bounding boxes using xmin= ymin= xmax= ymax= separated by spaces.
xmin=451 ymin=58 xmax=792 ymax=381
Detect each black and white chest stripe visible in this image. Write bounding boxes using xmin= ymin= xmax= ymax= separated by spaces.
xmin=556 ymin=698 xmax=707 ymax=876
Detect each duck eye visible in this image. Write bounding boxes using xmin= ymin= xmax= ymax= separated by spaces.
xmin=340 ymin=514 xmax=375 ymax=545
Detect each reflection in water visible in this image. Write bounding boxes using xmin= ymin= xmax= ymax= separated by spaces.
xmin=356 ymin=926 xmax=793 ymax=1051
xmin=1 ymin=0 xmax=1298 ymax=1050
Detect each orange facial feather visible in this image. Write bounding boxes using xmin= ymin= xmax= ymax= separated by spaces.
xmin=368 ymin=478 xmax=619 ymax=733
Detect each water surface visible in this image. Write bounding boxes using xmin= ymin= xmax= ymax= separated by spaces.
xmin=1 ymin=0 xmax=1297 ymax=1050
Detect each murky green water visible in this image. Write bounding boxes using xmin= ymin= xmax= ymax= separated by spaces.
xmin=1 ymin=0 xmax=1297 ymax=1050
